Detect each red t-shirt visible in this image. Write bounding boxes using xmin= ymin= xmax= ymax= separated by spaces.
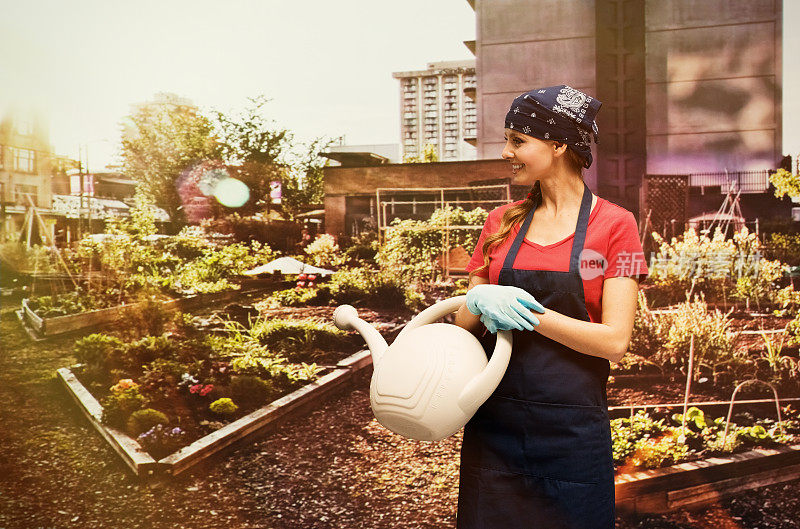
xmin=464 ymin=197 xmax=649 ymax=324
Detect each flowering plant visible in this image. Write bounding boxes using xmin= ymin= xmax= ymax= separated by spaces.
xmin=189 ymin=383 xmax=214 ymax=397
xmin=137 ymin=424 xmax=187 ymax=458
xmin=110 ymin=379 xmax=138 ymax=393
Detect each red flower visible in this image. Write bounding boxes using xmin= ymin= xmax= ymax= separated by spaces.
xmin=199 ymin=384 xmax=214 ymax=396
xmin=189 ymin=384 xmax=201 ymax=394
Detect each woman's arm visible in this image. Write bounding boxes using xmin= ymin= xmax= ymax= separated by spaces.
xmin=454 ymin=274 xmax=490 ymax=336
xmin=532 ymin=276 xmax=639 ymax=363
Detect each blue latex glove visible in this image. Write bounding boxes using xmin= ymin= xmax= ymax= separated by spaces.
xmin=466 ymin=284 xmax=546 ymax=333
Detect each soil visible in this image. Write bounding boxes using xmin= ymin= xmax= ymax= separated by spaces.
xmin=3 ymin=295 xmax=800 ymax=529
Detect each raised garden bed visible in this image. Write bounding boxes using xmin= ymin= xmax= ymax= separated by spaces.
xmin=615 ymin=442 xmax=800 ymax=514
xmin=16 ymin=281 xmax=292 ymax=340
xmin=58 ymin=349 xmax=375 ymax=481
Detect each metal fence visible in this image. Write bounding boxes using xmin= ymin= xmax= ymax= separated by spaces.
xmin=688 ymin=170 xmax=771 ymax=194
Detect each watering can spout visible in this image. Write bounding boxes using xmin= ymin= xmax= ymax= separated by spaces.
xmin=333 ymin=305 xmax=389 ymax=363
xmin=457 ymin=331 xmax=512 ymax=416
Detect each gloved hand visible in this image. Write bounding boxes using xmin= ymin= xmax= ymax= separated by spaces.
xmin=466 ymin=284 xmax=545 ymax=333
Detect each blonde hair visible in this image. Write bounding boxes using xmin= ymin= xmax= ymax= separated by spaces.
xmin=468 ymin=142 xmax=586 ymax=283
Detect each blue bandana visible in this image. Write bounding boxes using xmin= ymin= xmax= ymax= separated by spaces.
xmin=504 ymin=85 xmax=602 ymax=168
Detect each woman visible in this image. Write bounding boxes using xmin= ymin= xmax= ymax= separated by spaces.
xmin=453 ymin=85 xmax=648 ymax=529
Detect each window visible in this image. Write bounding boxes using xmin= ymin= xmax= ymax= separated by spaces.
xmin=13 ymin=148 xmax=35 ymax=173
xmin=16 ymin=119 xmax=33 ymax=136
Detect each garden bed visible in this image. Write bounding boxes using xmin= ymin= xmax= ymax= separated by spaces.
xmin=57 ymin=348 xmax=376 ymax=480
xmin=16 ymin=281 xmax=292 ymax=340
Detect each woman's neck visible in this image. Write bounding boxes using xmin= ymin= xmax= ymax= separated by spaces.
xmin=537 ymin=171 xmax=586 ymax=218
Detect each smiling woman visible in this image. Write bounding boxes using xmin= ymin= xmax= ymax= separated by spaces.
xmin=453 ymin=85 xmax=648 ymax=529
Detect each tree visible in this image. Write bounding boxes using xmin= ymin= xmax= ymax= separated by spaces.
xmin=212 ymin=96 xmax=291 ymax=216
xmin=120 ymin=93 xmax=222 ymax=228
xmin=403 ymin=143 xmax=439 ymax=163
xmin=211 ymin=96 xmax=335 ymax=221
xmin=280 ymin=136 xmax=337 ymax=221
xmin=769 ymin=167 xmax=800 ymax=202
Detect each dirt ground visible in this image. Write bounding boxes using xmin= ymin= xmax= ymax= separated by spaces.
xmin=2 ymin=297 xmax=800 ymax=529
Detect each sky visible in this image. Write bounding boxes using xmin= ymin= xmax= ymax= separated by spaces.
xmin=1 ymin=0 xmax=798 ymax=171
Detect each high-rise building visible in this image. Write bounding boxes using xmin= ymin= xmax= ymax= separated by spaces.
xmin=393 ymin=60 xmax=477 ymax=162
xmin=468 ymin=0 xmax=782 ymax=214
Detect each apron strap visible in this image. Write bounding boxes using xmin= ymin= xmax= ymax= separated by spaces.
xmin=569 ymin=181 xmax=593 ymax=274
xmin=502 ymin=182 xmax=593 ymax=273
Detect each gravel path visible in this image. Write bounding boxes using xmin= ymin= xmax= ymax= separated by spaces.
xmin=2 ymin=301 xmax=800 ymax=529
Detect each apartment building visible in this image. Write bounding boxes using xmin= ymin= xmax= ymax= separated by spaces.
xmin=393 ymin=60 xmax=477 ymax=162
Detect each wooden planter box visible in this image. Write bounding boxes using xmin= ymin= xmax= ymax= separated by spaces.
xmin=615 ymin=443 xmax=800 ymax=513
xmin=18 ymin=282 xmax=291 ymax=339
xmin=57 ymin=349 xmax=373 ymax=481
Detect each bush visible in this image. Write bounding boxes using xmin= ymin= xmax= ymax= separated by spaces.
xmin=376 ymin=206 xmax=487 ymax=284
xmin=653 ymin=295 xmax=742 ymax=375
xmin=140 ymin=359 xmax=186 ymax=401
xmin=100 ymin=386 xmax=147 ymax=429
xmin=320 ymin=266 xmax=424 ymax=310
xmin=126 ymin=408 xmax=170 ymax=437
xmin=261 ymin=286 xmax=319 ymax=308
xmin=122 ymin=334 xmax=177 ymax=372
xmin=209 ymin=397 xmax=238 ymax=416
xmin=230 ymin=375 xmax=275 ymax=408
xmin=628 ymin=291 xmax=668 ymax=360
xmin=249 ymin=317 xmax=351 ymax=355
xmin=342 ymin=231 xmax=378 ymax=264
xmin=74 ymin=333 xmax=125 ymax=367
xmin=304 ymin=233 xmax=345 ymax=267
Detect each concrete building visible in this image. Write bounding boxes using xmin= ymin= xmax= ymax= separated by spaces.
xmin=470 ymin=0 xmax=783 ymax=215
xmin=393 ymin=60 xmax=478 ymax=162
xmin=0 ymin=106 xmax=56 ymax=244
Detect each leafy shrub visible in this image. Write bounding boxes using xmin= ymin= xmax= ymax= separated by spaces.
xmin=304 ymin=233 xmax=345 ymax=267
xmin=320 ymin=266 xmax=424 ymax=310
xmin=209 ymin=398 xmax=238 ymax=416
xmin=763 ymin=232 xmax=800 ymax=266
xmin=140 ymin=359 xmax=186 ymax=400
xmin=628 ymin=291 xmax=667 ymax=360
xmin=74 ymin=333 xmax=125 ymax=367
xmin=343 ymin=231 xmax=378 ymax=264
xmin=260 ymin=287 xmax=319 ymax=308
xmin=249 ymin=317 xmax=351 ymax=358
xmin=137 ymin=424 xmax=187 ymax=458
xmin=376 ymin=206 xmax=487 ymax=284
xmin=126 ymin=408 xmax=170 ymax=437
xmin=230 ymin=375 xmax=275 ymax=408
xmin=122 ymin=334 xmax=177 ymax=372
xmin=654 ymin=295 xmax=741 ymax=374
xmin=100 ymin=386 xmax=147 ymax=429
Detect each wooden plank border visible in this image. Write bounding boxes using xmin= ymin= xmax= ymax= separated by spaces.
xmin=56 ymin=367 xmax=161 ymax=477
xmin=615 ymin=443 xmax=800 ymax=514
xmin=21 ymin=282 xmax=291 ymax=339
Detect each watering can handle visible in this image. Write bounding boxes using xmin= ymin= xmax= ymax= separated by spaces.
xmin=395 ymin=295 xmax=467 ymax=341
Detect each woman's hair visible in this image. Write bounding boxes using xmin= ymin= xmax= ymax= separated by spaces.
xmin=468 ymin=142 xmax=585 ymax=283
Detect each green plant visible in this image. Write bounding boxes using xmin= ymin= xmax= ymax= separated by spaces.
xmin=376 ymin=206 xmax=487 ymax=284
xmin=74 ymin=333 xmax=125 ymax=367
xmin=126 ymin=408 xmax=170 ymax=437
xmin=122 ymin=334 xmax=177 ymax=372
xmin=249 ymin=317 xmax=351 ymax=357
xmin=100 ymin=386 xmax=147 ymax=430
xmin=284 ymin=362 xmax=324 ymax=383
xmin=209 ymin=397 xmax=238 ymax=416
xmin=628 ymin=291 xmax=668 ymax=360
xmin=652 ymin=295 xmax=742 ymax=375
xmin=320 ymin=266 xmax=424 ymax=310
xmin=304 ymin=233 xmax=345 ymax=267
xmin=230 ymin=375 xmax=275 ymax=408
xmin=140 ymin=359 xmax=186 ymax=400
xmin=261 ymin=286 xmax=319 ymax=308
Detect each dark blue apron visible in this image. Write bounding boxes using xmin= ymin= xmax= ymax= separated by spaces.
xmin=457 ymin=183 xmax=615 ymax=529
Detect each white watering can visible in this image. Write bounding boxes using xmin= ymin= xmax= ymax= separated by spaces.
xmin=333 ymin=296 xmax=512 ymax=441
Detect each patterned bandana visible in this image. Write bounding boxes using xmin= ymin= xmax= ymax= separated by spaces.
xmin=504 ymin=85 xmax=602 ymax=168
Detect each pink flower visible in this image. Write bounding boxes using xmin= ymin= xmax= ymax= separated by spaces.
xmin=199 ymin=384 xmax=214 ymax=397
xmin=111 ymin=379 xmax=137 ymax=393
xmin=189 ymin=384 xmax=202 ymax=394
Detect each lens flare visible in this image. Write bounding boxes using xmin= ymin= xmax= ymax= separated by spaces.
xmin=213 ymin=177 xmax=249 ymax=208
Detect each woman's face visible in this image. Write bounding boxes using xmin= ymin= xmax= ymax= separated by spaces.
xmin=501 ymin=128 xmax=557 ymax=185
